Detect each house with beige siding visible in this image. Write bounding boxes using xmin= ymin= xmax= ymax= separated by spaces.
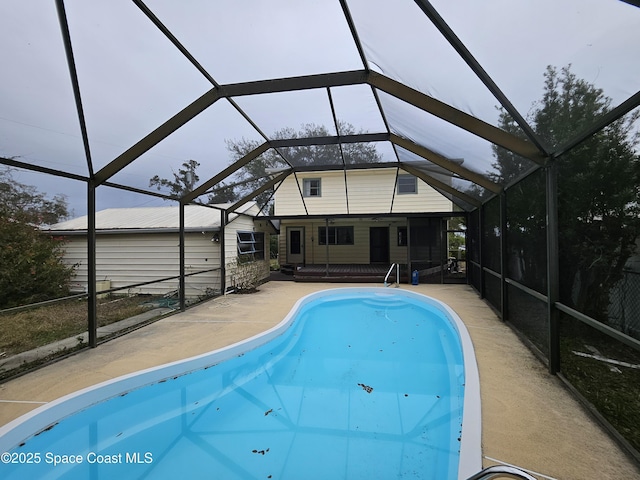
xmin=273 ymin=167 xmax=460 ymax=282
xmin=46 ymin=202 xmax=274 ymax=298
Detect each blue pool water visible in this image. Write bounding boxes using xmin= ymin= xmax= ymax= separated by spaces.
xmin=0 ymin=288 xmax=480 ymax=479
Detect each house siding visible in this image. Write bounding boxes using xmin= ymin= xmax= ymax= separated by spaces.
xmin=279 ymin=219 xmax=410 ymax=266
xmin=347 ymin=170 xmax=395 ymax=214
xmin=275 ymin=168 xmax=453 ymax=216
xmin=63 ymin=233 xmax=221 ymax=297
xmin=59 ymin=204 xmax=271 ymax=297
xmin=275 ymin=168 xmax=452 ymax=268
xmin=224 ymin=212 xmax=271 ymax=289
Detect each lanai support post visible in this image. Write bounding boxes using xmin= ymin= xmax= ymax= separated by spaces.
xmin=546 ymin=162 xmax=561 ymax=374
xmin=479 ymin=205 xmax=485 ymax=299
xmin=87 ymin=180 xmax=97 ymax=348
xmin=220 ymin=210 xmax=227 ymax=294
xmin=441 ymin=219 xmax=446 ymax=284
xmin=500 ymin=191 xmax=508 ymax=321
xmin=407 ymin=217 xmax=412 ymax=280
xmin=325 ymin=218 xmax=330 ymax=277
xmin=179 ymin=201 xmax=186 ymax=312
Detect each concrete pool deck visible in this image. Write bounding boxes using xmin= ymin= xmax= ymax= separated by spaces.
xmin=0 ymin=282 xmax=638 ymax=479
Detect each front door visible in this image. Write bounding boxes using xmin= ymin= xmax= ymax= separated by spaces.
xmin=369 ymin=226 xmax=389 ymax=263
xmin=287 ymin=227 xmax=305 ymax=264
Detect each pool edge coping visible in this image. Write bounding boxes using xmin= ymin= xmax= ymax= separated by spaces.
xmin=0 ymin=287 xmax=483 ymax=478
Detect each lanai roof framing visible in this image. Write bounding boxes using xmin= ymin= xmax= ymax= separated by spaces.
xmin=51 ymin=0 xmax=566 ymax=213
xmin=93 ymin=68 xmax=543 ymax=207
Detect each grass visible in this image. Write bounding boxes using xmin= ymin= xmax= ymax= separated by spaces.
xmin=0 ymin=295 xmax=159 ymax=357
xmin=559 ymin=316 xmax=640 ymax=454
xmin=502 ymin=285 xmax=640 ymax=455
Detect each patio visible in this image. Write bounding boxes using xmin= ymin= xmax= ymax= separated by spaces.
xmin=0 ymin=281 xmax=637 ymax=479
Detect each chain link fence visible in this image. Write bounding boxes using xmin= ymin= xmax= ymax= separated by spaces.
xmin=609 ymin=269 xmax=640 ymax=340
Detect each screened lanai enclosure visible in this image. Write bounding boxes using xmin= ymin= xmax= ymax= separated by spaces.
xmin=1 ymin=0 xmax=640 ymax=461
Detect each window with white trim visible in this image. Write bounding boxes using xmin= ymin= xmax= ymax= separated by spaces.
xmin=303 ymin=178 xmax=321 ymax=197
xmin=397 ymin=174 xmax=417 ymax=194
xmin=237 ymin=231 xmax=264 ymax=260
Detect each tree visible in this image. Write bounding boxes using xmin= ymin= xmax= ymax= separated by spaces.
xmin=150 ymin=122 xmax=383 ymax=208
xmin=224 ymin=122 xmax=382 ymax=207
xmin=0 ymin=167 xmax=69 ymax=226
xmin=0 ymin=166 xmax=76 ymax=308
xmin=149 ymin=159 xmax=201 ymax=198
xmin=491 ymin=66 xmax=640 ymax=320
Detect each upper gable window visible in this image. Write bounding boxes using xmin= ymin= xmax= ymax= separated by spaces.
xmin=397 ymin=174 xmax=417 ymax=194
xmin=303 ymin=178 xmax=321 ymax=197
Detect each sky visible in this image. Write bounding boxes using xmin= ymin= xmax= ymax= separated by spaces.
xmin=1 ymin=0 xmax=638 ymax=218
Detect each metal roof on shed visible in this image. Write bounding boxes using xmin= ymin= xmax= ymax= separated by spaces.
xmin=47 ymin=203 xmax=255 ymax=233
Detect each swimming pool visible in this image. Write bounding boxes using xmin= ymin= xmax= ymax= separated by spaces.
xmin=0 ymin=288 xmax=481 ymax=479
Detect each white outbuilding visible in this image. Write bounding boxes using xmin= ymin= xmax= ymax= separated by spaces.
xmin=45 ymin=202 xmax=275 ymax=299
